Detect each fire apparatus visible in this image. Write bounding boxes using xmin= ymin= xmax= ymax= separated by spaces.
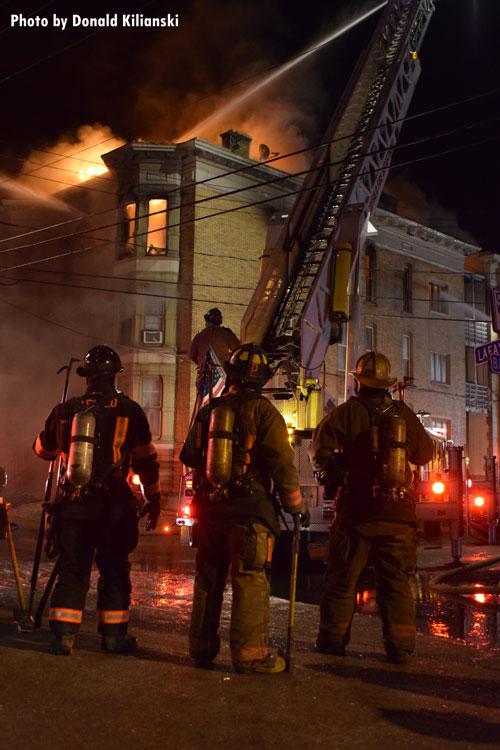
xmin=178 ymin=0 xmax=439 ymax=544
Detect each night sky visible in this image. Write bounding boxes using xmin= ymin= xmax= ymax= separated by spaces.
xmin=1 ymin=0 xmax=499 ymax=248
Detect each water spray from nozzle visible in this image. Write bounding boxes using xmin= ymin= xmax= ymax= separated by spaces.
xmin=177 ymin=1 xmax=387 ymax=143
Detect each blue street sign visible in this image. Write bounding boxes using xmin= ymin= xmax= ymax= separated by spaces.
xmin=475 ymin=340 xmax=500 ymax=365
xmin=490 ymin=354 xmax=500 ymax=374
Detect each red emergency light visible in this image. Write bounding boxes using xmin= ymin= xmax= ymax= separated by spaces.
xmin=432 ymin=481 xmax=445 ymax=495
xmin=132 ymin=474 xmax=141 ymax=486
xmin=473 ymin=495 xmax=485 ymax=508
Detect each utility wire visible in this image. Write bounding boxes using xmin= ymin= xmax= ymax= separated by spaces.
xmin=0 ymin=273 xmax=250 ymax=304
xmin=0 ymin=0 xmax=55 ymax=35
xmin=0 ymin=0 xmax=160 ymax=86
xmin=2 ymin=130 xmax=499 ymax=276
xmin=2 ymin=115 xmax=499 ymax=259
xmin=13 ymin=266 xmax=257 ymax=291
xmin=2 ymin=81 xmax=500 ymax=241
xmin=0 ymin=150 xmax=118 ymax=184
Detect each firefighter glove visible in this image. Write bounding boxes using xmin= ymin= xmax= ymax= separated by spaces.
xmin=145 ymin=496 xmax=161 ymax=531
xmin=294 ymin=509 xmax=311 ymax=528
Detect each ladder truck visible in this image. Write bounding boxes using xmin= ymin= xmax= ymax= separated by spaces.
xmin=240 ymin=0 xmax=436 ymax=540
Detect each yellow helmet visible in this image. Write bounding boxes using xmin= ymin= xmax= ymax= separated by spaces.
xmin=350 ymin=351 xmax=396 ymax=389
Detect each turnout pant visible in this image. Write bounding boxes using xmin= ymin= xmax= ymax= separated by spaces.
xmin=49 ymin=505 xmax=139 ymax=636
xmin=189 ymin=518 xmax=274 ymax=666
xmin=319 ymin=520 xmax=416 ymax=654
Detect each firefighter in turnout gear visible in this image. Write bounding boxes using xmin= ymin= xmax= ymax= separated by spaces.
xmin=180 ymin=343 xmax=310 ymax=674
xmin=33 ymin=345 xmax=161 ymax=656
xmin=189 ymin=308 xmax=240 ymax=390
xmin=309 ymin=352 xmax=433 ymax=664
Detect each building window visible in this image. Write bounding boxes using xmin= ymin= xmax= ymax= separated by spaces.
xmin=143 ymin=299 xmax=165 ymax=345
xmin=147 ymin=198 xmax=167 ymax=255
xmin=142 ymin=376 xmax=162 ymax=438
xmin=430 ymin=352 xmax=450 ymax=384
xmin=120 ymin=203 xmax=137 ymax=258
xmin=402 ymin=334 xmax=411 ymax=378
xmin=402 ymin=266 xmax=412 ymax=313
xmin=466 ymin=346 xmax=488 ymax=386
xmin=430 ymin=418 xmax=450 ymax=441
xmin=428 ymin=282 xmax=449 ymax=314
xmin=365 ymin=325 xmax=374 ymax=351
xmin=464 ymin=274 xmax=488 ymax=318
xmin=365 ymin=243 xmax=376 ymax=302
xmin=337 ymin=324 xmax=347 ymax=372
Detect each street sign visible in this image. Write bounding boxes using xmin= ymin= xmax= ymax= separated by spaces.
xmin=491 ymin=288 xmax=500 ymax=334
xmin=490 ymin=354 xmax=500 ymax=374
xmin=474 ymin=339 xmax=500 ymax=365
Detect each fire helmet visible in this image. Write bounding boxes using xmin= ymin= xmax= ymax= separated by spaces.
xmin=76 ymin=345 xmax=123 ymax=377
xmin=204 ymin=308 xmax=223 ymax=325
xmin=350 ymin=351 xmax=396 ymax=389
xmin=223 ymin=343 xmax=272 ymax=387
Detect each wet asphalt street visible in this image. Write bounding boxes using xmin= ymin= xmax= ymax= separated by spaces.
xmin=1 ymin=500 xmax=499 ymax=750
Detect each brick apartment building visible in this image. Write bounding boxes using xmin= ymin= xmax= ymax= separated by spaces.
xmin=0 ymin=132 xmax=497 ymax=501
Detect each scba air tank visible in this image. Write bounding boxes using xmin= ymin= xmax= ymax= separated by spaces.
xmin=206 ymin=405 xmax=235 ymax=490
xmin=67 ymin=411 xmax=96 ymax=491
xmin=379 ymin=413 xmax=407 ymax=489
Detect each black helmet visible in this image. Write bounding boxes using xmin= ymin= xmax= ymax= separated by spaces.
xmin=76 ymin=345 xmax=123 ymax=377
xmin=204 ymin=308 xmax=222 ymax=325
xmin=223 ymin=343 xmax=272 ymax=387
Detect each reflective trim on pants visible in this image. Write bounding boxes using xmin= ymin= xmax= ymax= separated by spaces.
xmin=49 ymin=607 xmax=83 ymax=624
xmin=189 ymin=519 xmax=274 ymax=666
xmin=319 ymin=521 xmax=416 ymax=652
xmin=98 ymin=609 xmax=130 ymax=624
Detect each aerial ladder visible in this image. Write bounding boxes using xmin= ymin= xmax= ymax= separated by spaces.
xmin=240 ymin=0 xmax=436 ymax=538
xmin=178 ymin=0 xmax=436 ymax=543
xmin=242 ymin=0 xmax=435 ymax=407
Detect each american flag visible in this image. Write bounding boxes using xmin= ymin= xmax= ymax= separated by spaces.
xmin=199 ymin=346 xmax=226 ymax=407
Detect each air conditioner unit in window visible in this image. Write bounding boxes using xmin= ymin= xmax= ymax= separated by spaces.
xmin=143 ymin=330 xmax=164 ymax=345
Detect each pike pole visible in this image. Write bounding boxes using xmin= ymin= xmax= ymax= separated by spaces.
xmin=18 ymin=358 xmax=79 ymax=631
xmin=285 ymin=514 xmax=301 ymax=673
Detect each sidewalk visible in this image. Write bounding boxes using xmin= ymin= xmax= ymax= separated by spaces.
xmin=0 ymin=502 xmax=499 ymax=750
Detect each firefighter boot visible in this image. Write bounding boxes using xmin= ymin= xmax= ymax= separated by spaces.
xmin=385 ymin=646 xmax=410 ymax=665
xmin=235 ymin=651 xmax=287 ymax=674
xmin=101 ymin=633 xmax=138 ymax=654
xmin=49 ymin=633 xmax=75 ymax=656
xmin=316 ymin=633 xmax=346 ymax=656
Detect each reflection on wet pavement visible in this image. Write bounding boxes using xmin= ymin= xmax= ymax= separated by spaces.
xmin=1 ymin=535 xmax=499 ymax=651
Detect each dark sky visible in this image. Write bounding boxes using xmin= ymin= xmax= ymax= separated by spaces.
xmin=1 ymin=0 xmax=499 ymax=248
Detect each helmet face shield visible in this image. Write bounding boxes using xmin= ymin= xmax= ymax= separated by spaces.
xmin=350 ymin=351 xmax=396 ymax=389
xmin=76 ymin=345 xmax=123 ymax=377
xmin=223 ymin=343 xmax=271 ymax=387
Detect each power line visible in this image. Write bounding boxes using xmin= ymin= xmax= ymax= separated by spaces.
xmin=1 ymin=273 xmax=250 ymax=305
xmin=2 ymin=129 xmax=499 ymax=276
xmin=0 ymin=293 xmax=192 ymax=364
xmin=2 ymin=115 xmax=499 ymax=260
xmin=0 ymin=149 xmax=118 ymax=183
xmin=0 ymin=0 xmax=55 ymax=35
xmin=2 ymin=81 xmax=500 ymax=245
xmin=13 ymin=265 xmax=257 ymax=291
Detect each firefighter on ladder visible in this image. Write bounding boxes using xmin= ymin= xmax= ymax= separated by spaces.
xmin=189 ymin=308 xmax=240 ymax=393
xmin=33 ymin=345 xmax=161 ymax=655
xmin=309 ymin=352 xmax=433 ymax=664
xmin=180 ymin=343 xmax=310 ymax=673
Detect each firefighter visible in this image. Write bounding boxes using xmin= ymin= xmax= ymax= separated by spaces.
xmin=189 ymin=308 xmax=240 ymax=389
xmin=308 ymin=351 xmax=433 ymax=664
xmin=180 ymin=343 xmax=310 ymax=674
xmin=33 ymin=345 xmax=161 ymax=656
